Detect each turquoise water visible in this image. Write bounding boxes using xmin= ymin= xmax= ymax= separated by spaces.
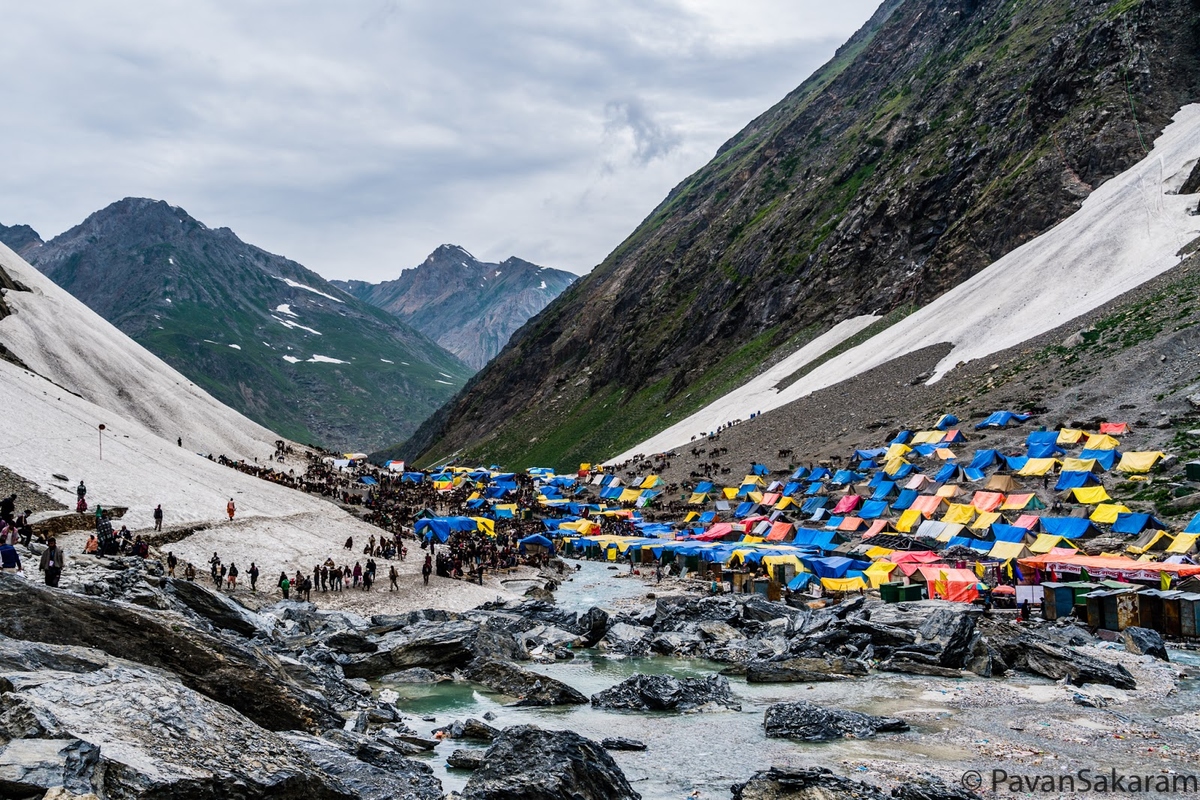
xmin=378 ymin=562 xmax=972 ymax=799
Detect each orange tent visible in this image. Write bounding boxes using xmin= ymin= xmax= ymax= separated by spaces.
xmin=970 ymin=491 xmax=1005 ymax=512
xmin=915 ymin=566 xmax=980 ymax=602
xmin=1018 ymin=552 xmax=1200 ymax=581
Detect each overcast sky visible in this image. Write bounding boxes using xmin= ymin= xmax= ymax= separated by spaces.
xmin=1 ymin=1 xmax=880 ymax=280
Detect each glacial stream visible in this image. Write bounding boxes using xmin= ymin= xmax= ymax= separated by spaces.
xmin=375 ymin=561 xmax=980 ymax=798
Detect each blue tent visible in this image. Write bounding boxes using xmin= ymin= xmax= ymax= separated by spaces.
xmin=751 ymin=463 xmax=770 ymax=476
xmin=801 ymin=556 xmax=871 ymax=578
xmin=910 ymin=443 xmax=940 ymax=458
xmin=1111 ymin=513 xmax=1167 ymax=535
xmin=946 ymin=536 xmax=991 ymax=552
xmin=787 ymin=573 xmax=815 ymax=591
xmin=890 ymin=463 xmax=916 ymax=480
xmin=699 ymin=511 xmax=717 ymax=524
xmin=1026 ymin=431 xmax=1059 ymax=447
xmin=734 ymin=502 xmax=755 ymax=518
xmin=992 ymin=524 xmax=1030 ymax=543
xmin=1040 ymin=517 xmax=1098 ymax=539
xmin=801 ymin=497 xmax=828 ymax=514
xmin=808 ymin=467 xmax=830 ymax=481
xmin=857 ymin=460 xmax=877 ymax=471
xmin=891 ymin=431 xmax=912 ymax=445
xmin=867 ymin=472 xmax=886 ymax=489
xmin=830 ymin=470 xmax=864 ymax=486
xmin=1027 ymin=442 xmax=1065 ymax=459
xmin=934 ymin=464 xmax=961 ymax=483
xmin=935 ymin=414 xmax=959 ymax=431
xmin=695 ymin=481 xmax=714 ymax=494
xmin=963 ymin=468 xmax=986 ymax=483
xmin=805 ymin=482 xmax=824 ymax=496
xmin=892 ymin=489 xmax=918 ymax=511
xmin=854 ymin=448 xmax=888 ymax=461
xmin=790 ymin=467 xmax=810 ymax=480
xmin=1186 ymin=512 xmax=1200 ymax=534
xmin=415 ymin=516 xmax=480 ymax=543
xmin=792 ymin=529 xmax=837 ymax=549
xmin=871 ymin=481 xmax=896 ymax=501
xmin=402 ymin=472 xmax=425 ymax=483
xmin=1054 ymin=471 xmax=1099 ymax=491
xmin=975 ymin=411 xmax=1031 ymax=429
xmin=783 ymin=482 xmax=801 ymax=496
xmin=1079 ymin=449 xmax=1120 ymax=470
xmin=968 ymin=450 xmax=1000 ymax=471
xmin=859 ymin=500 xmax=889 ymax=520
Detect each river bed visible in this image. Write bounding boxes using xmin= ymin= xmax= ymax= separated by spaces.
xmin=374 ymin=561 xmax=1200 ymax=799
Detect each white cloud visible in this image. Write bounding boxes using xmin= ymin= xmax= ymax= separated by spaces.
xmin=0 ymin=1 xmax=880 ymax=280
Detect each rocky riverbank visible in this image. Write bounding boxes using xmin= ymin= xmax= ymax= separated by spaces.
xmin=1 ymin=550 xmax=1197 ymax=799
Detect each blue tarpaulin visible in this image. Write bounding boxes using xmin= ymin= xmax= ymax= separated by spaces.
xmin=992 ymin=524 xmax=1029 ymax=543
xmin=415 ymin=517 xmax=480 ymax=542
xmin=1186 ymin=513 xmax=1200 ymax=534
xmin=1078 ymin=449 xmax=1119 ymax=470
xmin=1027 ymin=443 xmax=1065 ymax=458
xmin=892 ymin=489 xmax=918 ymax=511
xmin=934 ymin=464 xmax=960 ymax=483
xmin=1054 ymin=471 xmax=1099 ymax=491
xmin=968 ymin=450 xmax=1000 ymax=471
xmin=801 ymin=556 xmax=871 ymax=578
xmin=787 ymin=573 xmax=815 ymax=591
xmin=1111 ymin=513 xmax=1167 ymax=535
xmin=830 ymin=470 xmax=864 ymax=486
xmin=751 ymin=463 xmax=770 ymax=476
xmin=975 ymin=411 xmax=1031 ymax=430
xmin=801 ymin=497 xmax=828 ymax=514
xmin=935 ymin=414 xmax=959 ymax=430
xmin=871 ymin=481 xmax=896 ymax=501
xmin=1040 ymin=517 xmax=1097 ymax=539
xmin=860 ymin=500 xmax=889 ymax=520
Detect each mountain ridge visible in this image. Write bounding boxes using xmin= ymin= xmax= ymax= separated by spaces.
xmin=332 ymin=244 xmax=575 ymax=369
xmin=7 ymin=198 xmax=472 ymax=451
xmin=390 ymin=0 xmax=1200 ymax=471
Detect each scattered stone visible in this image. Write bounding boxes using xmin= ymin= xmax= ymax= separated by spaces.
xmin=601 ymin=737 xmax=647 ymax=751
xmin=763 ymin=701 xmax=910 ymax=742
xmin=745 ymin=656 xmax=867 ymax=683
xmin=434 ymin=718 xmax=500 ymax=742
xmin=590 ymin=674 xmax=741 ymax=712
xmin=460 ymin=725 xmax=639 ymax=800
xmin=466 ymin=659 xmax=587 ymax=706
xmin=448 ymin=749 xmax=486 ymax=770
xmin=1122 ymin=627 xmax=1169 ymax=661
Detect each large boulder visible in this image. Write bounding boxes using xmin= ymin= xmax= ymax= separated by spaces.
xmin=0 ymin=575 xmax=335 ymax=731
xmin=164 ymin=578 xmax=271 ymax=638
xmin=577 ymin=606 xmax=610 ymax=647
xmin=763 ymin=701 xmax=909 ymax=742
xmin=460 ymin=725 xmax=639 ymax=800
xmin=745 ymin=656 xmax=868 ymax=683
xmin=590 ymin=674 xmax=740 ymax=712
xmin=284 ymin=732 xmax=442 ymax=800
xmin=0 ymin=662 xmax=355 ymax=799
xmin=433 ymin=718 xmax=500 ymax=742
xmin=732 ymin=767 xmax=981 ymax=800
xmin=341 ymin=620 xmax=485 ymax=678
xmin=1020 ymin=640 xmax=1137 ymax=689
xmin=652 ymin=595 xmax=740 ymax=632
xmin=1122 ymin=627 xmax=1169 ymax=661
xmin=466 ymin=659 xmax=587 ymax=706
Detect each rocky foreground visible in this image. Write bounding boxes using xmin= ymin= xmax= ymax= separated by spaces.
xmin=0 ymin=552 xmax=1185 ymax=799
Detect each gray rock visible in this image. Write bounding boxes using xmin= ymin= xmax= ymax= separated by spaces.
xmin=1122 ymin=627 xmax=1169 ymax=661
xmin=878 ymin=658 xmax=965 ymax=678
xmin=461 ymin=725 xmax=639 ymax=800
xmin=165 ymin=577 xmax=269 ymax=638
xmin=285 ymin=731 xmax=442 ymax=800
xmin=380 ymin=667 xmax=448 ymax=683
xmin=466 ymin=659 xmax=587 ymax=706
xmin=325 ymin=630 xmax=379 ymax=654
xmin=590 ymin=674 xmax=741 ymax=712
xmin=731 ymin=767 xmax=981 ymax=800
xmin=342 ymin=620 xmax=485 ymax=678
xmin=448 ymin=749 xmax=486 ymax=770
xmin=0 ymin=738 xmax=99 ymax=797
xmin=434 ymin=718 xmax=500 ymax=742
xmin=601 ymin=736 xmax=647 ymax=751
xmin=745 ymin=656 xmax=867 ymax=683
xmin=763 ymin=701 xmax=910 ymax=741
xmin=1017 ymin=639 xmax=1136 ymax=689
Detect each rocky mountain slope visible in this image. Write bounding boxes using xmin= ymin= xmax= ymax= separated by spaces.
xmin=332 ymin=245 xmax=575 ymax=370
xmin=6 ymin=198 xmax=472 ymax=451
xmin=394 ymin=0 xmax=1200 ymax=472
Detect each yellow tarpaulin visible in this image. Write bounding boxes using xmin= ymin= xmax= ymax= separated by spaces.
xmin=884 ymin=457 xmax=910 ymax=476
xmin=1084 ymin=433 xmax=1121 ymax=450
xmin=619 ymin=488 xmax=642 ymax=503
xmin=741 ymin=475 xmax=765 ymax=487
xmin=1017 ymin=458 xmax=1059 ymax=476
xmin=971 ymin=511 xmax=1002 ymax=531
xmin=721 ymin=487 xmax=737 ymax=499
xmin=1127 ymin=531 xmax=1174 ymax=555
xmin=641 ymin=475 xmax=663 ymax=489
xmin=935 ymin=448 xmax=957 ymax=460
xmin=747 ymin=491 xmax=764 ymax=504
xmin=821 ymin=576 xmax=868 ymax=592
xmin=1030 ymin=534 xmax=1077 ymax=554
xmin=1115 ymin=451 xmax=1165 ymax=474
xmin=936 ymin=484 xmax=963 ymax=499
xmin=1090 ymin=503 xmax=1131 ymax=524
xmin=1167 ymin=533 xmax=1199 ymax=554
xmin=989 ymin=541 xmax=1029 ymax=560
xmin=687 ymin=493 xmax=709 ymax=505
xmin=1057 ymin=429 xmax=1085 ymax=445
xmin=937 ymin=523 xmax=965 ymax=542
xmin=1061 ymin=458 xmax=1100 ymax=473
xmin=471 ymin=517 xmax=495 ymax=535
xmin=886 ymin=443 xmax=913 ymax=460
xmin=941 ymin=504 xmax=977 ymax=524
xmin=864 ymin=546 xmax=895 ymax=559
xmin=1071 ymin=486 xmax=1112 ymax=504
xmin=683 ymin=511 xmax=698 ymax=523
xmin=864 ymin=561 xmax=898 ymax=588
xmin=895 ymin=508 xmax=922 ymax=532
xmin=467 ymin=491 xmax=481 ymax=501
xmin=910 ymin=431 xmax=943 ymax=445
xmin=775 ymin=497 xmax=796 ymax=509
xmin=762 ymin=555 xmax=802 ymax=571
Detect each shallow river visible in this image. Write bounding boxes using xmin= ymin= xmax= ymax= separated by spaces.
xmin=376 ymin=561 xmax=984 ymax=798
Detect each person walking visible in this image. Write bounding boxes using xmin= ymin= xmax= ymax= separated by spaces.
xmin=226 ymin=498 xmax=236 ymax=521
xmin=389 ymin=564 xmax=399 ymax=592
xmin=226 ymin=562 xmax=239 ymax=591
xmin=278 ymin=572 xmax=290 ymax=599
xmin=153 ymin=504 xmax=164 ymax=532
xmin=249 ymin=562 xmax=259 ymax=591
xmin=76 ymin=481 xmax=87 ymax=513
xmin=0 ymin=539 xmax=21 ymax=574
xmin=422 ymin=554 xmax=432 ymax=586
xmin=39 ymin=537 xmax=65 ymax=587
xmin=352 ymin=562 xmax=362 ymax=588
xmin=209 ymin=552 xmax=221 ymax=585
xmin=166 ymin=551 xmax=177 ymax=577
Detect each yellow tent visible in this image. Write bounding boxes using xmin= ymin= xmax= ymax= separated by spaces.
xmin=942 ymin=503 xmax=977 ymax=525
xmin=884 ymin=457 xmax=911 ymax=476
xmin=1090 ymin=503 xmax=1131 ymax=524
xmin=864 ymin=561 xmax=898 ymax=588
xmin=1017 ymin=458 xmax=1059 ymax=476
xmin=688 ymin=492 xmax=710 ymax=505
xmin=863 ymin=546 xmax=895 ymax=559
xmin=1167 ymin=533 xmax=1199 ymax=554
xmin=641 ymin=475 xmax=663 ymax=489
xmin=895 ymin=508 xmax=923 ymax=533
xmin=471 ymin=517 xmax=496 ymax=536
xmin=467 ymin=491 xmax=481 ymax=501
xmin=1030 ymin=534 xmax=1078 ymax=554
xmin=1057 ymin=428 xmax=1085 ymax=445
xmin=935 ymin=448 xmax=957 ymax=460
xmin=618 ymin=488 xmax=642 ymax=503
xmin=910 ymin=431 xmax=943 ymax=445
xmin=1127 ymin=531 xmax=1174 ymax=555
xmin=1115 ymin=451 xmax=1165 ymax=474
xmin=886 ymin=442 xmax=913 ymax=460
xmin=1061 ymin=458 xmax=1100 ymax=473
xmin=683 ymin=511 xmax=699 ymax=523
xmin=821 ymin=576 xmax=868 ymax=592
xmin=989 ymin=540 xmax=1029 ymax=560
xmin=579 ymin=463 xmax=591 ymax=472
xmin=1084 ymin=433 xmax=1121 ymax=450
xmin=722 ymin=487 xmax=739 ymax=500
xmin=775 ymin=497 xmax=796 ymax=510
xmin=971 ymin=511 xmax=1002 ymax=531
xmin=762 ymin=554 xmax=803 ymax=571
xmin=1071 ymin=486 xmax=1112 ymax=504
xmin=741 ymin=475 xmax=765 ymax=487
xmin=936 ymin=484 xmax=963 ymax=498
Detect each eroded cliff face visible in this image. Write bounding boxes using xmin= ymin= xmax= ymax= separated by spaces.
xmin=395 ymin=0 xmax=1200 ymax=471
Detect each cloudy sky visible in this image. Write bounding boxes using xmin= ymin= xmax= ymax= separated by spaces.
xmin=1 ymin=1 xmax=880 ymax=280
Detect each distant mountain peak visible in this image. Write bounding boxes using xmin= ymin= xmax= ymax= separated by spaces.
xmin=333 ymin=245 xmax=576 ymax=370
